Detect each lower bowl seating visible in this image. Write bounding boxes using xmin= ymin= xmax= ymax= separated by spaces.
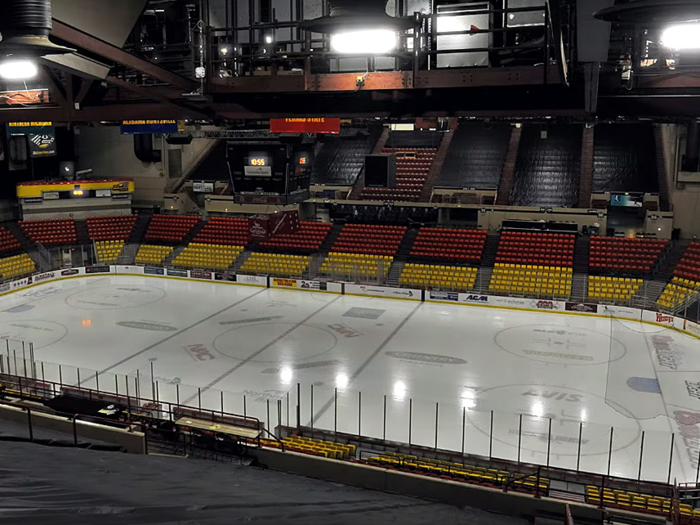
xmin=173 ymin=243 xmax=243 ymax=270
xmin=320 ymin=253 xmax=393 ymax=279
xmin=657 ymin=277 xmax=700 ymax=310
xmin=399 ymin=263 xmax=477 ymax=291
xmin=95 ymin=240 xmax=124 ymax=264
xmin=241 ymin=253 xmax=310 ymax=277
xmin=135 ymin=245 xmax=173 ymax=265
xmin=0 ymin=253 xmax=35 ymax=280
xmin=280 ymin=435 xmax=355 ymax=459
xmin=588 ymin=276 xmax=642 ymax=303
xmin=489 ymin=264 xmax=572 ymax=298
xmin=585 ymin=485 xmax=676 ymax=516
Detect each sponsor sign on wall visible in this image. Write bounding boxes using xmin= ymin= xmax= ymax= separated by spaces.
xmin=190 ymin=270 xmax=212 ymax=280
xmin=144 ymin=267 xmax=165 ymax=276
xmin=85 ymin=265 xmax=110 ymax=274
xmin=345 ymin=284 xmax=421 ymax=301
xmin=235 ymin=274 xmax=268 ymax=286
xmin=643 ymin=310 xmax=674 ymax=326
xmin=60 ymin=268 xmax=80 ymax=277
xmin=166 ymin=268 xmax=189 ymax=278
xmin=270 ymin=278 xmax=323 ymax=290
xmin=565 ymin=302 xmax=599 ymax=314
xmin=326 ymin=282 xmax=343 ymax=294
xmin=214 ymin=272 xmax=236 ymax=282
xmin=272 ymin=278 xmax=298 ymax=288
xmin=428 ymin=291 xmax=458 ymax=302
xmin=460 ymin=293 xmax=489 ymax=304
xmin=600 ymin=305 xmax=640 ymax=319
xmin=685 ymin=320 xmax=700 ymax=338
xmin=0 ymin=283 xmax=10 ymax=293
xmin=34 ymin=271 xmax=55 ymax=282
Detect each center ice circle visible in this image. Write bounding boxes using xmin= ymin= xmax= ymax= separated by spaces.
xmin=467 ymin=384 xmax=640 ymax=457
xmin=213 ymin=322 xmax=337 ymax=363
xmin=66 ymin=285 xmax=166 ymax=310
xmin=495 ymin=325 xmax=627 ymax=365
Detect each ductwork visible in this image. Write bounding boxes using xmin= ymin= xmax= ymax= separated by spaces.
xmin=134 ymin=134 xmax=161 ymax=164
xmin=683 ymin=121 xmax=700 ymax=173
xmin=301 ymin=0 xmax=413 ymax=33
xmin=0 ymin=0 xmax=72 ymax=56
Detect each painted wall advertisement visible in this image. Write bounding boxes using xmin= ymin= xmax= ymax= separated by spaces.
xmin=345 ymin=284 xmax=422 ymax=301
xmin=271 ymin=278 xmax=323 ymax=290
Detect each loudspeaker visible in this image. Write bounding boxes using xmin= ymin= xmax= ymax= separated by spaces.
xmin=364 ymin=154 xmax=396 ymax=188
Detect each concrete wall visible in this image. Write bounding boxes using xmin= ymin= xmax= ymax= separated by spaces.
xmin=0 ymin=404 xmax=145 ymax=453
xmin=251 ymin=447 xmax=609 ymax=523
xmin=662 ymin=123 xmax=700 ymax=239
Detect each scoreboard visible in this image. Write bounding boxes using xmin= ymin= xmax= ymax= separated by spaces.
xmin=226 ymin=142 xmax=312 ymax=205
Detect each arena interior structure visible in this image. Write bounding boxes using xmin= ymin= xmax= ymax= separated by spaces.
xmin=4 ymin=0 xmax=700 ymax=524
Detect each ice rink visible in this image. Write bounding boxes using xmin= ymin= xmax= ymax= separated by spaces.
xmin=2 ymin=274 xmax=700 ymax=483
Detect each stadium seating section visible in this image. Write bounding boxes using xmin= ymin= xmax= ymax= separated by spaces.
xmin=0 ymin=253 xmax=35 ymax=280
xmin=86 ymin=215 xmax=137 ymax=240
xmin=241 ymin=253 xmax=309 ymax=276
xmin=192 ymin=217 xmax=249 ymax=246
xmin=135 ymin=245 xmax=173 ymax=265
xmin=364 ymin=453 xmax=548 ymax=495
xmin=657 ymin=278 xmax=700 ymax=310
xmin=321 ymin=253 xmax=392 ymax=279
xmin=360 ymin=149 xmax=436 ymax=202
xmin=399 ymin=263 xmax=477 ymax=291
xmin=280 ymin=435 xmax=355 ymax=459
xmin=673 ymin=243 xmax=700 ymax=283
xmin=589 ymin=237 xmax=668 ymax=274
xmin=0 ymin=227 xmax=21 ymax=254
xmin=490 ymin=264 xmax=572 ymax=298
xmin=588 ymin=276 xmax=642 ymax=303
xmin=585 ymin=486 xmax=678 ymax=517
xmin=496 ymin=232 xmax=574 ymax=267
xmin=95 ymin=240 xmax=124 ymax=263
xmin=19 ymin=218 xmax=77 ymax=246
xmin=174 ymin=243 xmax=243 ymax=270
xmin=410 ymin=228 xmax=487 ymax=264
xmin=330 ymin=224 xmax=406 ymax=256
xmin=144 ymin=215 xmax=200 ymax=243
xmin=259 ymin=222 xmax=331 ymax=254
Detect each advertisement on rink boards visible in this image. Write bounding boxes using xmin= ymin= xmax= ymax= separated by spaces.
xmin=233 ymin=274 xmax=268 ymax=287
xmin=428 ymin=291 xmax=459 ymax=302
xmin=598 ymin=304 xmax=641 ymax=320
xmin=166 ymin=268 xmax=188 ymax=278
xmin=487 ymin=296 xmax=565 ymax=311
xmin=565 ymin=302 xmax=600 ymax=314
xmin=643 ymin=310 xmax=675 ymax=326
xmin=190 ymin=270 xmax=212 ymax=280
xmin=345 ymin=284 xmax=422 ymax=301
xmin=271 ymin=278 xmax=326 ymax=291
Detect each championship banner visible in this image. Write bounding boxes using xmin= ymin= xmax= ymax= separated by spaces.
xmin=270 ymin=118 xmax=340 ymax=134
xmin=120 ymin=120 xmax=180 ymax=135
xmin=6 ymin=121 xmax=56 ymax=157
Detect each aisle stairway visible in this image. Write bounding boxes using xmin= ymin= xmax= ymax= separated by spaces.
xmin=573 ymin=236 xmax=590 ymax=275
xmin=349 ymin=127 xmax=390 ymax=199
xmin=495 ymin=127 xmax=521 ymax=205
xmin=74 ymin=220 xmax=91 ymax=246
xmin=128 ymin=214 xmax=152 ymax=244
xmin=479 ymin=234 xmax=501 ymax=269
xmin=3 ymin=221 xmax=50 ymax=270
xmin=654 ymin=241 xmax=690 ymax=282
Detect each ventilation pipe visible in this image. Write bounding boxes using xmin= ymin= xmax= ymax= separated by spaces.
xmin=134 ymin=134 xmax=162 ymax=163
xmin=0 ymin=0 xmax=72 ymax=55
xmin=683 ymin=121 xmax=700 ymax=173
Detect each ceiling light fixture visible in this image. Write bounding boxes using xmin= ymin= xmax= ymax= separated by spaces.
xmin=331 ymin=29 xmax=397 ymax=55
xmin=0 ymin=59 xmax=38 ymax=80
xmin=661 ymin=22 xmax=700 ymax=49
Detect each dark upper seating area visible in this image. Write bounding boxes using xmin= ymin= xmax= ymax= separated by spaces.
xmin=386 ymin=130 xmax=442 ymax=149
xmin=311 ymin=131 xmax=380 ymax=186
xmin=593 ymin=123 xmax=659 ymax=193
xmin=509 ymin=125 xmax=582 ymax=208
xmin=438 ymin=122 xmax=511 ymax=189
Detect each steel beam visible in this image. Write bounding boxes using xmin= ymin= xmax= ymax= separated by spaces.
xmin=208 ymin=66 xmax=563 ymax=94
xmin=51 ymin=21 xmax=197 ymax=91
xmin=37 ymin=67 xmax=67 ymax=107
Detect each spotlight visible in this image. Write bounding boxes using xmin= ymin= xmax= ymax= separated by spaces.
xmin=265 ymin=35 xmax=273 ymax=44
xmin=331 ymin=29 xmax=397 ymax=55
xmin=0 ymin=59 xmax=38 ymax=80
xmin=219 ymin=44 xmax=231 ymax=56
xmin=661 ymin=23 xmax=700 ymax=50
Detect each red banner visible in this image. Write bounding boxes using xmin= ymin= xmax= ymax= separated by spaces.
xmin=270 ymin=118 xmax=340 ymax=134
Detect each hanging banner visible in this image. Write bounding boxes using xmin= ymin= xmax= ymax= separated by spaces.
xmin=270 ymin=118 xmax=340 ymax=134
xmin=120 ymin=120 xmax=179 ymax=135
xmin=6 ymin=121 xmax=56 ymax=157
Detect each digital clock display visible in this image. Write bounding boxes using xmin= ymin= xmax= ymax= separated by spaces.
xmin=250 ymin=158 xmax=267 ymax=166
xmin=298 ymin=157 xmax=307 ymax=165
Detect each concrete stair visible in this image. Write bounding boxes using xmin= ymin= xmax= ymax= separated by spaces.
xmin=74 ymin=219 xmax=91 ymax=246
xmin=129 ymin=214 xmax=152 ymax=245
xmin=654 ymin=240 xmax=690 ymax=282
xmin=117 ymin=243 xmax=139 ymax=265
xmin=349 ymin=127 xmax=390 ymax=200
xmin=654 ymin=125 xmax=672 ymax=212
xmin=578 ymin=127 xmax=594 ymax=208
xmin=495 ymin=126 xmax=522 ymax=205
xmin=573 ymin=236 xmax=590 ymax=275
xmin=319 ymin=223 xmax=343 ymax=254
xmin=570 ymin=274 xmax=588 ymax=302
xmin=386 ymin=261 xmax=405 ymax=287
xmin=420 ymin=119 xmax=458 ymax=201
xmin=479 ymin=234 xmax=501 ymax=269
